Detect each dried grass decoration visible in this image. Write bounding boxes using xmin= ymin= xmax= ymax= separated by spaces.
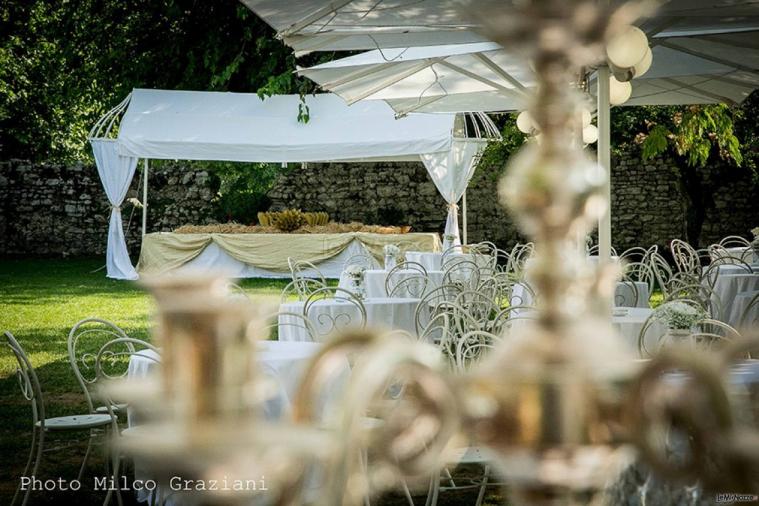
xmin=174 ymin=221 xmax=412 ymax=235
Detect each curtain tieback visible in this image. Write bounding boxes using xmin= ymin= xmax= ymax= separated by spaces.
xmin=447 ymin=202 xmax=459 ymax=211
xmin=111 ymin=205 xmax=121 ymax=211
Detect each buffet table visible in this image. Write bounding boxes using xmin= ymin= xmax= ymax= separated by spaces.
xmin=136 ymin=232 xmax=441 ymax=278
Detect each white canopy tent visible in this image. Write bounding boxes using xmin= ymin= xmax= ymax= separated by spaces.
xmin=89 ymin=89 xmax=496 ymax=279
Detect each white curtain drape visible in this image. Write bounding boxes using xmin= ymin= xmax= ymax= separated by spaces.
xmin=420 ymin=139 xmax=486 ymax=250
xmin=91 ymin=139 xmax=139 ymax=280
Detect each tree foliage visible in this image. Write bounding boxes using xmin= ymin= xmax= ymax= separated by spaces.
xmin=0 ymin=0 xmax=331 ymax=162
xmin=612 ymin=103 xmax=750 ymax=169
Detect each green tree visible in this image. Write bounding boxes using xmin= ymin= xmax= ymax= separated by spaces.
xmin=0 ymin=0 xmax=331 ymax=162
xmin=612 ymin=98 xmax=757 ymax=245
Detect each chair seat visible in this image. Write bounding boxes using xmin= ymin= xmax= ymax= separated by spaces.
xmin=447 ymin=446 xmax=488 ymax=464
xmin=37 ymin=414 xmax=114 ymax=431
xmin=95 ymin=403 xmax=128 ymax=414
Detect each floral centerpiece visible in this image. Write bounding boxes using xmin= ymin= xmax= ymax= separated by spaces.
xmin=345 ymin=264 xmax=366 ymax=299
xmin=442 ymin=233 xmax=458 ymax=252
xmin=383 ymin=244 xmax=401 ymax=271
xmin=751 ymin=227 xmax=759 ymax=256
xmin=655 ymin=301 xmax=706 ymax=338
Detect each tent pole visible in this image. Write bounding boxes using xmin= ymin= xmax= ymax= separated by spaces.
xmin=142 ymin=159 xmax=148 ymax=238
xmin=597 ymin=65 xmax=612 ymax=265
xmin=462 ymin=190 xmax=468 ymax=245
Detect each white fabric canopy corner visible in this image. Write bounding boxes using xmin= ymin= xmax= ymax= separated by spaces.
xmin=421 ymin=138 xmax=488 ymax=249
xmin=89 ymin=89 xmax=492 ymax=279
xmin=90 ymin=139 xmax=139 ymax=280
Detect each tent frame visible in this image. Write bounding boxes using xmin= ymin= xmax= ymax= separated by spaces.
xmin=88 ymin=92 xmax=501 ymax=245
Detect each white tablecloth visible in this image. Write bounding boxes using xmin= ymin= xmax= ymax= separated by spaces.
xmin=176 ymin=239 xmax=371 ymax=279
xmin=363 ymin=269 xmax=444 ymax=298
xmin=726 ymin=290 xmax=759 ymax=328
xmin=512 ymin=281 xmax=649 ymax=308
xmin=615 ymin=281 xmax=651 ymax=308
xmin=717 ymin=263 xmax=759 ymax=275
xmin=712 ymin=273 xmax=759 ymax=319
xmin=405 ymin=251 xmax=486 ymax=271
xmin=612 ymin=307 xmax=666 ymax=356
xmin=712 ymin=246 xmax=757 ymax=263
xmin=279 ymin=297 xmax=420 ymax=341
xmin=127 ymin=341 xmax=339 ymax=504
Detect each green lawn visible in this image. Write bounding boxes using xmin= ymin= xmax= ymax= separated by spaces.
xmin=0 ymin=259 xmax=500 ymax=506
xmin=0 ymin=259 xmax=290 ymax=505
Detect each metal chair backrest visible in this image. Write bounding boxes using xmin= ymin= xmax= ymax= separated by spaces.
xmin=4 ymin=331 xmax=45 ymax=428
xmin=288 ymin=258 xmax=327 ymax=285
xmin=68 ymin=318 xmax=131 ymax=413
xmin=265 ymin=311 xmax=319 ymax=342
xmin=343 ymin=253 xmax=376 ymax=271
xmin=455 ymin=330 xmax=500 ymax=373
xmin=619 ymin=246 xmax=648 ymax=263
xmin=414 ymin=284 xmax=463 ymax=335
xmin=671 ymin=239 xmax=701 ymax=275
xmin=739 ymin=292 xmax=759 ymax=330
xmin=303 ymin=287 xmax=367 ymax=339
xmin=719 ymin=235 xmax=750 ymax=248
xmin=281 ymin=278 xmax=328 ymax=303
xmin=385 ymin=261 xmax=429 ymax=298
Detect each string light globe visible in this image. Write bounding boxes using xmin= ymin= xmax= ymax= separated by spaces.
xmin=516 ymin=110 xmax=535 ymax=134
xmin=583 ymin=124 xmax=599 ymax=144
xmin=609 ymin=76 xmax=633 ymax=105
xmin=633 ymin=46 xmax=653 ymax=77
xmin=606 ymin=25 xmax=649 ymax=68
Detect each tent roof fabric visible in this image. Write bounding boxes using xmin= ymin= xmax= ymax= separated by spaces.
xmin=114 ymin=89 xmax=457 ymax=162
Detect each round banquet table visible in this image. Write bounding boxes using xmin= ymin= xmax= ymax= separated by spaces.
xmin=127 ymin=341 xmax=347 ymax=504
xmin=712 ymin=246 xmax=757 ymax=263
xmin=128 ymin=342 xmax=329 ymax=420
xmin=363 ymin=268 xmax=444 ymax=298
xmin=404 ymin=251 xmax=487 ymax=271
xmin=712 ymin=273 xmax=759 ymax=319
xmin=279 ymin=297 xmax=421 ymax=341
xmin=614 ymin=281 xmax=650 ymax=308
xmin=717 ymin=263 xmax=759 ymax=275
xmin=512 ymin=281 xmax=650 ymax=308
xmin=612 ymin=307 xmax=666 ymax=356
xmin=725 ymin=289 xmax=759 ymax=328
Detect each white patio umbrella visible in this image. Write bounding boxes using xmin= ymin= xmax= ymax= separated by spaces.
xmin=297 ymin=42 xmax=532 ymax=115
xmin=240 ymin=0 xmax=485 ymax=56
xmin=247 ymin=0 xmax=759 ymax=259
xmin=298 ymin=35 xmax=759 ymax=112
xmin=298 ymin=28 xmax=759 ymax=261
xmin=242 ymin=0 xmax=759 ymax=56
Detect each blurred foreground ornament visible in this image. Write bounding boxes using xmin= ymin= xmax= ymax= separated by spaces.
xmin=103 ymin=275 xmax=336 ymax=505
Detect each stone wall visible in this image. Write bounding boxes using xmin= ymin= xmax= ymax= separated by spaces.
xmin=1 ymin=151 xmax=757 ymax=259
xmin=0 ymin=159 xmax=218 ymax=257
xmin=268 ymin=153 xmax=758 ymax=253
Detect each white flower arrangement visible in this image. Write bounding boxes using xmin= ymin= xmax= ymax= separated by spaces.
xmin=655 ymin=301 xmax=706 ymax=330
xmin=345 ymin=264 xmax=366 ymax=280
xmin=384 ymin=244 xmax=401 ymax=257
xmin=751 ymin=227 xmax=759 ymax=248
